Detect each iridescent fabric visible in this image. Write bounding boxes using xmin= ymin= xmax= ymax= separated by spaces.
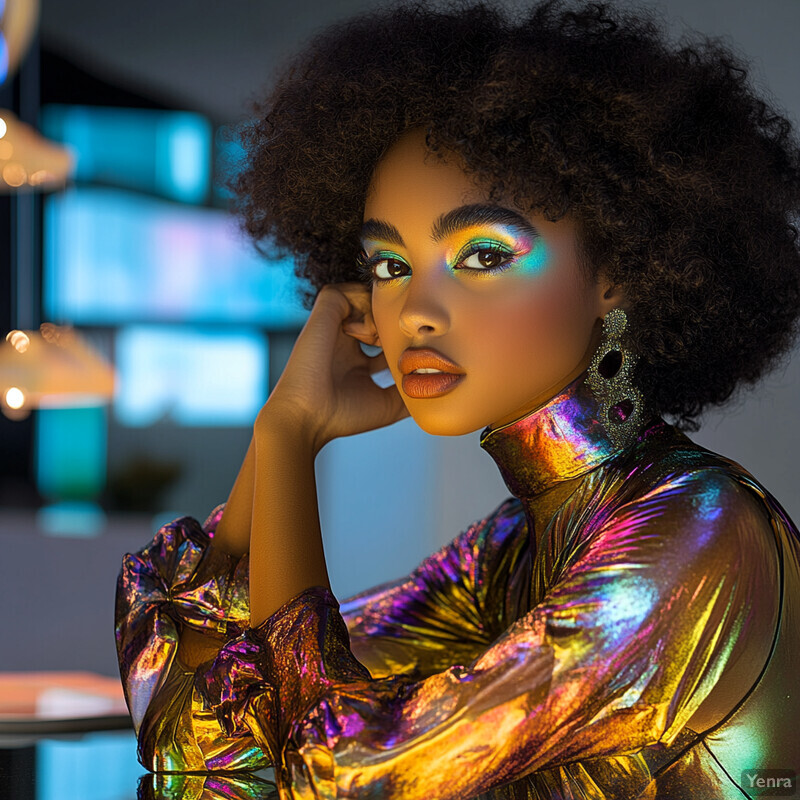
xmin=115 ymin=368 xmax=800 ymax=798
xmin=137 ymin=771 xmax=279 ymax=800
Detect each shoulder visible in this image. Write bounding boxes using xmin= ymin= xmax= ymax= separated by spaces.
xmin=469 ymin=496 xmax=528 ymax=555
xmin=550 ymin=464 xmax=782 ymax=660
xmin=603 ymin=456 xmax=781 ymax=587
xmin=614 ymin=424 xmax=779 ymax=546
xmin=444 ymin=496 xmax=528 ymax=600
xmin=451 ymin=495 xmax=527 ymax=552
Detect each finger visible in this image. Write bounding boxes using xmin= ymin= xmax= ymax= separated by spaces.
xmin=301 ymin=287 xmax=363 ymax=358
xmin=364 ymin=348 xmax=391 ymax=376
xmin=341 ymin=291 xmax=379 ymax=344
xmin=336 ymin=281 xmax=372 ymax=302
xmin=338 ymin=283 xmax=373 ymax=321
xmin=313 ymin=283 xmax=374 ymax=336
xmin=319 ymin=281 xmax=370 ymax=308
xmin=313 ymin=283 xmax=354 ymax=321
xmin=342 ymin=324 xmax=380 ymax=345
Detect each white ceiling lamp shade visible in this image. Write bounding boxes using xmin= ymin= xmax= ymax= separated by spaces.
xmin=0 ymin=324 xmax=116 ymax=420
xmin=0 ymin=0 xmax=74 ymax=192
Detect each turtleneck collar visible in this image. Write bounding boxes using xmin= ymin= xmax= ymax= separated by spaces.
xmin=479 ymin=368 xmax=665 ymax=501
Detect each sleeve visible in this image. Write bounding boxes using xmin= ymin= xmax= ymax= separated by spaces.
xmin=338 ymin=496 xmax=530 ymax=680
xmin=115 ymin=496 xmax=529 ymax=773
xmin=114 ymin=503 xmax=275 ymax=772
xmin=248 ymin=469 xmax=779 ymax=799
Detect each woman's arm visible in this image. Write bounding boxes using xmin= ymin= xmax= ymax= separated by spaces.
xmin=177 ymin=438 xmax=256 ymax=668
xmin=212 ymin=436 xmax=255 ymax=559
xmin=248 ymin=409 xmax=331 ymax=625
xmin=118 ymin=489 xmax=530 ymax=771
xmin=182 ymin=401 xmax=330 ymax=650
xmin=244 ymin=282 xmax=408 ymax=626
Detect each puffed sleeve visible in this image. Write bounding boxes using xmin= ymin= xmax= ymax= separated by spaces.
xmin=248 ymin=468 xmax=779 ymax=799
xmin=115 ymin=503 xmax=275 ymax=772
xmin=116 ymin=497 xmax=528 ymax=773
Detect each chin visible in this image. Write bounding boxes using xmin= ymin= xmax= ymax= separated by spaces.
xmin=404 ymin=406 xmax=488 ymax=437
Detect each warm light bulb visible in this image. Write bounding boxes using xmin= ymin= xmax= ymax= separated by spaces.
xmin=28 ymin=168 xmax=52 ymax=186
xmin=6 ymin=329 xmax=30 ymax=352
xmin=2 ymin=161 xmax=26 ymax=186
xmin=40 ymin=322 xmax=66 ymax=343
xmin=5 ymin=386 xmax=25 ymax=409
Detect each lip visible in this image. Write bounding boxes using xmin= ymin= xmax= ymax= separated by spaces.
xmin=398 ymin=347 xmax=464 ymax=376
xmin=402 ymin=371 xmax=465 ymax=399
xmin=398 ymin=347 xmax=465 ymax=399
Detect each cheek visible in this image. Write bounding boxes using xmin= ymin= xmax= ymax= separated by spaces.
xmin=466 ymin=284 xmax=587 ymax=370
xmin=372 ymin=296 xmax=389 ymax=340
xmin=372 ymin=296 xmax=401 ymax=357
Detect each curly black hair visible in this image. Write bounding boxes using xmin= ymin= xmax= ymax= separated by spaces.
xmin=231 ymin=0 xmax=800 ymax=432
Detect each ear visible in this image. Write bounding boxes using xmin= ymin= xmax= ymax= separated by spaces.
xmin=597 ymin=275 xmax=627 ymax=316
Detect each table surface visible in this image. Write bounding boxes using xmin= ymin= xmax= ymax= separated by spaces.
xmin=0 ymin=670 xmax=132 ymax=735
xmin=0 ymin=731 xmax=278 ymax=800
xmin=0 ymin=672 xmax=279 ymax=798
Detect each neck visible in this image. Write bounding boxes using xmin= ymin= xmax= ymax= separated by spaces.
xmin=479 ymin=369 xmax=665 ymax=503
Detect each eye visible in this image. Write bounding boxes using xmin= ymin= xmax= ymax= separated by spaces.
xmin=373 ymin=257 xmax=411 ymax=280
xmin=456 ymin=242 xmax=516 ymax=273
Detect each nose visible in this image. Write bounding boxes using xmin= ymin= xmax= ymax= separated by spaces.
xmin=397 ymin=267 xmax=451 ymax=337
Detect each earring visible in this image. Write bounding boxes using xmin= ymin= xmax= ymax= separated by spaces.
xmin=586 ymin=307 xmax=647 ymax=450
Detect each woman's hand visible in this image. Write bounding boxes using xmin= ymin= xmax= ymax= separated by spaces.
xmin=257 ymin=282 xmax=409 ymax=453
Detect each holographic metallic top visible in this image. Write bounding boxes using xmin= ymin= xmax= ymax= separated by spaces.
xmin=116 ymin=368 xmax=800 ymax=799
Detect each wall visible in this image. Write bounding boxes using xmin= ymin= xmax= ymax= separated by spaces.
xmin=1 ymin=0 xmax=798 ymax=677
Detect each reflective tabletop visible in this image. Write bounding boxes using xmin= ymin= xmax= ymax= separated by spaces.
xmin=0 ymin=671 xmax=278 ymax=799
xmin=0 ymin=731 xmax=279 ymax=800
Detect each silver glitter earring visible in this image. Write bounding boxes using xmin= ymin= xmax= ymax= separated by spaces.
xmin=586 ymin=307 xmax=647 ymax=450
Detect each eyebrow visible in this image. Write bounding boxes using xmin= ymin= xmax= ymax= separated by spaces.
xmin=359 ymin=203 xmax=541 ymax=247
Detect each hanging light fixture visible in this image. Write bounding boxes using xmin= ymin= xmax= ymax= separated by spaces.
xmin=0 ymin=0 xmax=100 ymax=420
xmin=0 ymin=107 xmax=72 ymax=190
xmin=1 ymin=324 xmax=116 ymax=420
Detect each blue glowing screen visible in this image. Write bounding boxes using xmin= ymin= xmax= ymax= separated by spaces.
xmin=44 ymin=187 xmax=310 ymax=328
xmin=113 ymin=325 xmax=268 ymax=427
xmin=40 ymin=104 xmax=212 ymax=204
xmin=0 ymin=34 xmax=8 ymax=85
xmin=37 ymin=731 xmax=142 ymax=800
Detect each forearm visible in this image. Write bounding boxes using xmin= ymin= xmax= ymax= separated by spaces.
xmin=176 ymin=436 xmax=256 ymax=666
xmin=213 ymin=436 xmax=256 ymax=558
xmin=249 ymin=408 xmax=331 ymax=627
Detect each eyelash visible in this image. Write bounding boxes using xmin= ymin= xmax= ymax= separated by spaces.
xmin=356 ymin=242 xmax=518 ymax=286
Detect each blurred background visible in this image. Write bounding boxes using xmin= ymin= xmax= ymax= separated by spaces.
xmin=0 ymin=0 xmax=798 ymax=795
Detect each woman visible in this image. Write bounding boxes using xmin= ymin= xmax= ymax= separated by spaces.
xmin=116 ymin=1 xmax=800 ymax=797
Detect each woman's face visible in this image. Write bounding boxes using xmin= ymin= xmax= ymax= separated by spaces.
xmin=362 ymin=126 xmax=622 ymax=436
